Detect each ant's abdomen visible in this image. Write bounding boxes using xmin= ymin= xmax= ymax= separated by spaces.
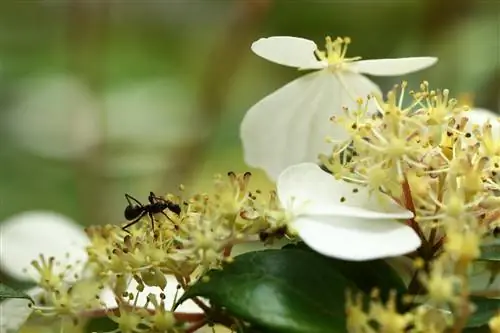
xmin=124 ymin=205 xmax=142 ymax=220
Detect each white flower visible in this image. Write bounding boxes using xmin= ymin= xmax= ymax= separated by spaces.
xmin=0 ymin=211 xmax=205 ymax=332
xmin=276 ymin=163 xmax=421 ymax=261
xmin=241 ymin=36 xmax=438 ymax=179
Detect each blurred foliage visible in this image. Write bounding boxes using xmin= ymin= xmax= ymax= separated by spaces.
xmin=0 ymin=0 xmax=498 ymax=331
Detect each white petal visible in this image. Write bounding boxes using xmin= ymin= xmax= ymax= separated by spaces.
xmin=352 ymin=57 xmax=438 ymax=76
xmin=126 ymin=275 xmax=206 ymax=313
xmin=241 ymin=70 xmax=382 ymax=180
xmin=251 ymin=36 xmax=326 ymax=70
xmin=466 ymin=108 xmax=499 ymax=126
xmin=277 ymin=163 xmax=413 ymax=219
xmin=98 ymin=286 xmax=119 ymax=309
xmin=293 ymin=216 xmax=421 ymax=260
xmin=459 ymin=108 xmax=500 ymax=145
xmin=0 ymin=211 xmax=89 ymax=281
xmin=0 ymin=287 xmax=40 ymax=333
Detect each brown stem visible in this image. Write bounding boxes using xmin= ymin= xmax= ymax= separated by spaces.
xmin=470 ymin=290 xmax=500 ymax=298
xmin=431 ymin=236 xmax=445 ymax=255
xmin=223 ymin=245 xmax=233 ymax=258
xmin=186 ymin=320 xmax=209 ymax=333
xmin=175 ymin=274 xmax=211 ymax=313
xmin=159 ymin=0 xmax=273 ymax=191
xmin=402 ymin=180 xmax=428 ymax=246
xmin=81 ymin=307 xmax=205 ymax=322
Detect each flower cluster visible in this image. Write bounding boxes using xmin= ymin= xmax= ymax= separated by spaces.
xmin=325 ymin=81 xmax=500 ymax=331
xmin=0 ymin=173 xmax=294 ymax=332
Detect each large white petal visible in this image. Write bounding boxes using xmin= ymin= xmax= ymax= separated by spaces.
xmin=292 ymin=216 xmax=421 ymax=261
xmin=0 ymin=287 xmax=40 ymax=333
xmin=277 ymin=163 xmax=413 ymax=219
xmin=241 ymin=70 xmax=382 ymax=180
xmin=126 ymin=275 xmax=207 ymax=313
xmin=0 ymin=211 xmax=89 ymax=281
xmin=352 ymin=57 xmax=438 ymax=76
xmin=251 ymin=36 xmax=326 ymax=70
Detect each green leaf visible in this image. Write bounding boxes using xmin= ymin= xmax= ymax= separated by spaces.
xmin=464 ymin=326 xmax=492 ymax=333
xmin=179 ymin=249 xmax=355 ymax=333
xmin=479 ymin=241 xmax=500 ymax=261
xmin=466 ymin=296 xmax=500 ymax=328
xmin=283 ymin=243 xmax=407 ymax=298
xmin=0 ymin=283 xmax=33 ymax=302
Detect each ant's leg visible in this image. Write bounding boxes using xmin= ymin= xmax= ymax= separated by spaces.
xmin=125 ymin=193 xmax=144 ymax=207
xmin=161 ymin=211 xmax=175 ymax=223
xmin=150 ymin=192 xmax=170 ymax=204
xmin=148 ymin=212 xmax=155 ymax=232
xmin=122 ymin=211 xmax=146 ymax=231
xmin=148 ymin=192 xmax=157 ymax=205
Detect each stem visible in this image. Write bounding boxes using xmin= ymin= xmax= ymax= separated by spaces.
xmin=186 ymin=320 xmax=209 ymax=333
xmin=451 ymin=260 xmax=472 ymax=333
xmin=175 ymin=274 xmax=212 ymax=313
xmin=80 ymin=307 xmax=205 ymax=322
xmin=406 ymin=270 xmax=426 ymax=297
xmin=401 ymin=180 xmax=428 ymax=247
xmin=223 ymin=245 xmax=233 ymax=258
xmin=470 ymin=290 xmax=500 ymax=298
xmin=431 ymin=236 xmax=445 ymax=255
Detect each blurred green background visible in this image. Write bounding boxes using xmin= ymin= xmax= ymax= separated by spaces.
xmin=0 ymin=0 xmax=498 ymax=331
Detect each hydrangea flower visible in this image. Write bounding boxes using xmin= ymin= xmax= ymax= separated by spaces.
xmin=241 ymin=36 xmax=438 ymax=179
xmin=0 ymin=211 xmax=206 ymax=332
xmin=276 ymin=162 xmax=420 ymax=260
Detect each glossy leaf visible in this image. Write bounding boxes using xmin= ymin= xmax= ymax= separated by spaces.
xmin=0 ymin=283 xmax=33 ymax=302
xmin=178 ymin=249 xmax=354 ymax=333
xmin=466 ymin=296 xmax=500 ymax=328
xmin=283 ymin=242 xmax=407 ymax=298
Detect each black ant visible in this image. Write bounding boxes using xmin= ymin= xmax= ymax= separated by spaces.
xmin=122 ymin=192 xmax=181 ymax=232
xmin=259 ymin=226 xmax=288 ymax=243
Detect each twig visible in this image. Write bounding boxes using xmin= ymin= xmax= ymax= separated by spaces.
xmin=186 ymin=320 xmax=209 ymax=333
xmin=81 ymin=306 xmax=205 ymax=322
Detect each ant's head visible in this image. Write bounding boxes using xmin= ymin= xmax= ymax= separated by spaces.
xmin=167 ymin=202 xmax=181 ymax=215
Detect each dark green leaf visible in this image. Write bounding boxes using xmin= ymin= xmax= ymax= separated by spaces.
xmin=179 ymin=249 xmax=355 ymax=333
xmin=282 ymin=242 xmax=407 ymax=298
xmin=466 ymin=296 xmax=500 ymax=328
xmin=464 ymin=326 xmax=492 ymax=333
xmin=0 ymin=283 xmax=33 ymax=302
